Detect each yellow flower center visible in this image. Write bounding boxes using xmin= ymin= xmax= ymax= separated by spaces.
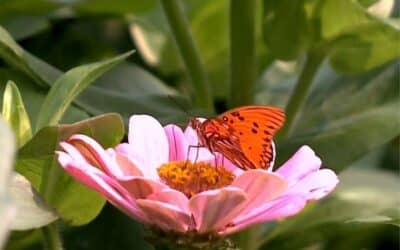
xmin=157 ymin=161 xmax=235 ymax=198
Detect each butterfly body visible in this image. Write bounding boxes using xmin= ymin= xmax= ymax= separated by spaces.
xmin=190 ymin=106 xmax=285 ymax=170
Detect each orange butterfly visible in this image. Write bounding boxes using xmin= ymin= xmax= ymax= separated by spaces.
xmin=189 ymin=106 xmax=285 ymax=170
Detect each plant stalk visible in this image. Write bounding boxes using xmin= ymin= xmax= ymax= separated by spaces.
xmin=279 ymin=51 xmax=324 ymax=139
xmin=229 ymin=0 xmax=257 ymax=107
xmin=160 ymin=0 xmax=214 ymax=113
xmin=41 ymin=223 xmax=63 ymax=250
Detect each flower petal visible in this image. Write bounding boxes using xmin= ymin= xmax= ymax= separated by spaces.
xmin=65 ymin=134 xmax=121 ymax=178
xmin=147 ymin=189 xmax=189 ymax=213
xmin=119 ymin=176 xmax=167 ymax=199
xmin=128 ymin=115 xmax=169 ymax=176
xmin=57 ymin=151 xmax=148 ymax=222
xmin=164 ymin=124 xmax=188 ymax=161
xmin=225 ymin=195 xmax=306 ymax=235
xmin=137 ymin=199 xmax=192 ymax=233
xmin=230 ymin=170 xmax=287 ymax=220
xmin=287 ymin=169 xmax=339 ymax=200
xmin=189 ymin=187 xmax=247 ymax=233
xmin=276 ymin=145 xmax=322 ymax=185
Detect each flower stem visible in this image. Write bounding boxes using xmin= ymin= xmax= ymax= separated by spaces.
xmin=279 ymin=50 xmax=324 ymax=139
xmin=160 ymin=0 xmax=214 ymax=113
xmin=41 ymin=223 xmax=63 ymax=250
xmin=229 ymin=0 xmax=257 ymax=108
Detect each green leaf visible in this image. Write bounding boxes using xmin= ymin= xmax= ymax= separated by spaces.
xmin=0 ymin=25 xmax=61 ymax=87
xmin=2 ymin=81 xmax=32 ymax=147
xmin=263 ymin=0 xmax=400 ymax=73
xmin=0 ymin=69 xmax=90 ymax=126
xmin=35 ymin=51 xmax=134 ymax=130
xmin=10 ymin=173 xmax=57 ymax=230
xmin=1 ymin=15 xmax=50 ymax=41
xmin=259 ymin=168 xmax=400 ymax=248
xmin=0 ymin=116 xmax=16 ymax=249
xmin=272 ymin=61 xmax=400 ymax=171
xmin=74 ymin=62 xmax=191 ymax=124
xmin=328 ymin=22 xmax=400 ymax=73
xmin=16 ymin=113 xmax=125 ymax=225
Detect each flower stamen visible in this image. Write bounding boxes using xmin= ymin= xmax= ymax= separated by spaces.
xmin=157 ymin=161 xmax=235 ymax=198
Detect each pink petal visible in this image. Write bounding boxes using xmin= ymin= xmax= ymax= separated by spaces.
xmin=119 ymin=177 xmax=167 ymax=199
xmin=189 ymin=187 xmax=247 ymax=233
xmin=108 ymin=149 xmax=143 ymax=178
xmin=276 ymin=145 xmax=322 ymax=186
xmin=57 ymin=152 xmax=148 ymax=222
xmin=224 ymin=195 xmax=306 ymax=235
xmin=230 ymin=170 xmax=287 ymax=220
xmin=287 ymin=169 xmax=339 ymax=200
xmin=137 ymin=199 xmax=192 ymax=233
xmin=147 ymin=189 xmax=189 ymax=213
xmin=65 ymin=134 xmax=121 ymax=178
xmin=164 ymin=124 xmax=188 ymax=161
xmin=128 ymin=115 xmax=169 ymax=177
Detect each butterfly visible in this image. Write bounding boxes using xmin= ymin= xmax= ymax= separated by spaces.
xmin=189 ymin=106 xmax=285 ymax=170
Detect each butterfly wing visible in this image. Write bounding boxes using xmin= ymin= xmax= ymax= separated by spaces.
xmin=215 ymin=106 xmax=285 ymax=169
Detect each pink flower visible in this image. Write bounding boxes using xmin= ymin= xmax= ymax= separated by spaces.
xmin=56 ymin=115 xmax=338 ymax=236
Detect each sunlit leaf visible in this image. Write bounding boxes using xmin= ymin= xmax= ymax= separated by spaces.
xmin=16 ymin=113 xmax=124 ymax=225
xmin=2 ymin=81 xmax=32 ymax=147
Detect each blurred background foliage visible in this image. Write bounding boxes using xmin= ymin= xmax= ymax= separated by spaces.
xmin=0 ymin=0 xmax=399 ymax=249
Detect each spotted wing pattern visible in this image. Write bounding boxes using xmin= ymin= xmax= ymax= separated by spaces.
xmin=201 ymin=106 xmax=285 ymax=170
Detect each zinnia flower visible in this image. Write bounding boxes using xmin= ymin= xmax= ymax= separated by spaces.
xmin=56 ymin=114 xmax=338 ymax=238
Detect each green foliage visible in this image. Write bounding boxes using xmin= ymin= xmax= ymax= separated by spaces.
xmin=35 ymin=51 xmax=133 ymax=130
xmin=0 ymin=0 xmax=398 ymax=249
xmin=2 ymin=81 xmax=32 ymax=147
xmin=16 ymin=114 xmax=124 ymax=226
xmin=263 ymin=0 xmax=400 ymax=73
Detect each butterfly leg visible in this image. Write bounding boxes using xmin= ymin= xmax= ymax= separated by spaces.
xmin=186 ymin=144 xmax=203 ymax=165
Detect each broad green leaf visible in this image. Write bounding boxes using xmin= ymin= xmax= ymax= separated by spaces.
xmin=16 ymin=113 xmax=125 ymax=225
xmin=0 ymin=25 xmax=60 ymax=87
xmin=329 ymin=22 xmax=400 ymax=73
xmin=0 ymin=116 xmax=16 ymax=249
xmin=2 ymin=81 xmax=32 ymax=147
xmin=259 ymin=168 xmax=400 ymax=249
xmin=35 ymin=51 xmax=134 ymax=130
xmin=10 ymin=173 xmax=57 ymax=230
xmin=74 ymin=62 xmax=191 ymax=125
xmin=1 ymin=15 xmax=50 ymax=41
xmin=259 ymin=61 xmax=400 ymax=171
xmin=0 ymin=68 xmax=90 ymax=126
xmin=263 ymin=0 xmax=400 ymax=73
